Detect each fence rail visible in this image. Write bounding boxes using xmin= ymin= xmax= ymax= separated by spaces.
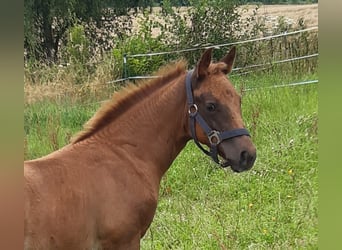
xmin=119 ymin=26 xmax=318 ymax=84
xmin=108 ymin=52 xmax=318 ymax=85
xmin=126 ymin=26 xmax=318 ymax=58
xmin=25 ymin=26 xmax=318 ymax=103
xmin=78 ymin=79 xmax=318 ymax=107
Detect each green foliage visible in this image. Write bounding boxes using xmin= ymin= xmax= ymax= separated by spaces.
xmin=24 ymin=0 xmax=79 ymax=62
xmin=118 ymin=0 xmax=267 ymax=77
xmin=124 ymin=1 xmax=316 ymax=78
xmin=63 ymin=24 xmax=93 ymax=84
xmin=160 ymin=0 xmax=254 ymax=60
xmin=108 ymin=8 xmax=176 ymax=78
xmin=125 ymin=39 xmax=167 ymax=77
xmin=65 ymin=25 xmax=91 ymax=64
xmin=24 ymin=0 xmax=154 ymax=63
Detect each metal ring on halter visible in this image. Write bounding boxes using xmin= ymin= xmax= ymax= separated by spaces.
xmin=208 ymin=130 xmax=221 ymax=146
xmin=188 ymin=104 xmax=198 ymax=117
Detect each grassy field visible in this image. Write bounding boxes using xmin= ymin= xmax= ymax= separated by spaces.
xmin=24 ymin=69 xmax=318 ymax=249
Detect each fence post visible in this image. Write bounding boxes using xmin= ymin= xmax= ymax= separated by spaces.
xmin=123 ymin=53 xmax=128 ymax=81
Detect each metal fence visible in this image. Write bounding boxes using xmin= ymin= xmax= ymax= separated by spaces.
xmin=107 ymin=26 xmax=318 ymax=85
xmin=26 ymin=26 xmax=318 ymax=105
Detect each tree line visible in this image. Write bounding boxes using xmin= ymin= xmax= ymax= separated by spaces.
xmin=24 ymin=0 xmax=154 ymax=63
xmin=24 ymin=0 xmax=317 ymax=65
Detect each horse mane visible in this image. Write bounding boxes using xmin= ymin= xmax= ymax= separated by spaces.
xmin=71 ymin=59 xmax=187 ymax=144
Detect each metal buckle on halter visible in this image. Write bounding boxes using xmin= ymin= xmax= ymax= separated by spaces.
xmin=208 ymin=130 xmax=221 ymax=146
xmin=188 ymin=104 xmax=198 ymax=117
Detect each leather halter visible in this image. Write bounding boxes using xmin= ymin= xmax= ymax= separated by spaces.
xmin=185 ymin=70 xmax=250 ymax=166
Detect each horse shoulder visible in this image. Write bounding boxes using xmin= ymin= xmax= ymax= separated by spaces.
xmin=93 ymin=160 xmax=159 ymax=246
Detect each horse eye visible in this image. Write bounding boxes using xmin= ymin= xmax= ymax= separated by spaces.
xmin=206 ymin=103 xmax=216 ymax=112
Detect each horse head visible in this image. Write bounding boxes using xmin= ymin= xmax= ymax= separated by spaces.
xmin=187 ymin=47 xmax=256 ymax=172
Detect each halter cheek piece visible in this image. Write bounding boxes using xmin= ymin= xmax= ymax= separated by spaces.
xmin=185 ymin=70 xmax=250 ymax=166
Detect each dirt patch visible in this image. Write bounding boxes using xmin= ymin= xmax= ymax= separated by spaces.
xmin=132 ymin=4 xmax=318 ymax=36
xmin=240 ymin=4 xmax=318 ymax=29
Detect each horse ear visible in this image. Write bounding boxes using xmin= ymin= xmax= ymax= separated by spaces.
xmin=220 ymin=46 xmax=236 ymax=74
xmin=195 ymin=48 xmax=213 ymax=80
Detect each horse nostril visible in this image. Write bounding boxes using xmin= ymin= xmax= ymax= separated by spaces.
xmin=240 ymin=150 xmax=256 ymax=168
xmin=240 ymin=151 xmax=247 ymax=165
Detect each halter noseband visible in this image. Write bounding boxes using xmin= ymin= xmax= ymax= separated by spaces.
xmin=185 ymin=70 xmax=250 ymax=166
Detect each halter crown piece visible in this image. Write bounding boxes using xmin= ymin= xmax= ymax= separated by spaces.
xmin=185 ymin=70 xmax=251 ymax=166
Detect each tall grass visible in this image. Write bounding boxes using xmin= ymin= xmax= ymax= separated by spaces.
xmin=141 ymin=73 xmax=317 ymax=249
xmin=24 ymin=69 xmax=318 ymax=249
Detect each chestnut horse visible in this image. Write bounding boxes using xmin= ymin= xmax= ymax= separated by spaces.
xmin=24 ymin=47 xmax=256 ymax=249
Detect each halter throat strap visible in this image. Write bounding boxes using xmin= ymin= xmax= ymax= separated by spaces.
xmin=185 ymin=70 xmax=250 ymax=165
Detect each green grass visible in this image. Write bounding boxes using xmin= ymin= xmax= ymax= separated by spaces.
xmin=24 ymin=70 xmax=318 ymax=249
xmin=144 ymin=84 xmax=317 ymax=249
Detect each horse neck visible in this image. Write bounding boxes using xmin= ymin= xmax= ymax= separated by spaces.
xmin=92 ymin=73 xmax=190 ymax=178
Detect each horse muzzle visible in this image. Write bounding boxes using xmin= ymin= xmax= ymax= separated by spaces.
xmin=219 ymin=136 xmax=257 ymax=172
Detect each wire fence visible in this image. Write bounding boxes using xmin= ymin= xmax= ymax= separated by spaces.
xmin=125 ymin=27 xmax=318 ymax=59
xmin=108 ymin=26 xmax=318 ymax=84
xmin=244 ymin=79 xmax=318 ymax=92
xmin=107 ymin=53 xmax=318 ymax=84
xmin=25 ymin=26 xmax=318 ymax=105
xmin=80 ymin=78 xmax=318 ymax=107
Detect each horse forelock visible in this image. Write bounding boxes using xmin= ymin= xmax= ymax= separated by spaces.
xmin=71 ymin=60 xmax=188 ymax=144
xmin=209 ymin=62 xmax=229 ymax=75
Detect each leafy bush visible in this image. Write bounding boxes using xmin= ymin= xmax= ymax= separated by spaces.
xmin=118 ymin=0 xmax=266 ymax=76
xmin=117 ymin=0 xmax=317 ymax=77
xmin=65 ymin=24 xmax=91 ymax=66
